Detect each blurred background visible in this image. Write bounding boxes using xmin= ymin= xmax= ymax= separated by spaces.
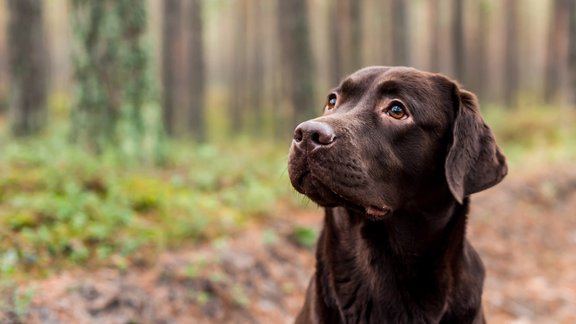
xmin=0 ymin=0 xmax=575 ymax=323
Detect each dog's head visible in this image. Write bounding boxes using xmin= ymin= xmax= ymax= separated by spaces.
xmin=288 ymin=66 xmax=507 ymax=218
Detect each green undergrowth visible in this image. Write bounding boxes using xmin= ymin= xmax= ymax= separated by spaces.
xmin=0 ymin=131 xmax=295 ymax=278
xmin=482 ymin=105 xmax=576 ymax=169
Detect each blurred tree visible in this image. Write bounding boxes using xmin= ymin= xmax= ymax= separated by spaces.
xmin=504 ymin=0 xmax=519 ymax=107
xmin=348 ymin=0 xmax=362 ymax=72
xmin=328 ymin=0 xmax=344 ymax=84
xmin=329 ymin=0 xmax=363 ymax=84
xmin=277 ymin=0 xmax=316 ymax=128
xmin=390 ymin=0 xmax=409 ymax=66
xmin=245 ymin=1 xmax=266 ymax=136
xmin=70 ymin=0 xmax=153 ymax=153
xmin=162 ymin=0 xmax=181 ymax=137
xmin=188 ymin=0 xmax=206 ymax=141
xmin=0 ymin=8 xmax=9 ymax=116
xmin=545 ymin=0 xmax=570 ymax=104
xmin=428 ymin=0 xmax=441 ymax=72
xmin=228 ymin=0 xmax=267 ymax=136
xmin=7 ymin=0 xmax=47 ymax=137
xmin=568 ymin=1 xmax=576 ymax=108
xmin=452 ymin=0 xmax=465 ymax=83
xmin=568 ymin=0 xmax=576 ymax=106
xmin=473 ymin=0 xmax=491 ymax=101
xmin=229 ymin=0 xmax=249 ymax=134
xmin=363 ymin=0 xmax=390 ymax=67
xmin=118 ymin=0 xmax=149 ymax=149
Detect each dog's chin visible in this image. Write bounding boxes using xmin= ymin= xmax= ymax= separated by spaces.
xmin=293 ymin=172 xmax=341 ymax=206
xmin=294 ymin=172 xmax=392 ymax=220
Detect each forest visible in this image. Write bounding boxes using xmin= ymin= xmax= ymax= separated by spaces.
xmin=0 ymin=0 xmax=575 ymax=322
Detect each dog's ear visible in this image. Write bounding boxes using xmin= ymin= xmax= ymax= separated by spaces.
xmin=445 ymin=85 xmax=507 ymax=204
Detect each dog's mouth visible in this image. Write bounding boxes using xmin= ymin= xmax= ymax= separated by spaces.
xmin=292 ymin=165 xmax=391 ymax=218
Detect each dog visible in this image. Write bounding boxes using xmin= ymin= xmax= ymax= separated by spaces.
xmin=287 ymin=66 xmax=507 ymax=323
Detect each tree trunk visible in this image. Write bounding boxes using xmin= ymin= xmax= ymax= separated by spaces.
xmin=70 ymin=0 xmax=153 ymax=153
xmin=7 ymin=0 xmax=47 ymax=136
xmin=428 ymin=0 xmax=441 ymax=72
xmin=544 ymin=0 xmax=570 ymax=104
xmin=162 ymin=0 xmax=181 ymax=136
xmin=452 ymin=0 xmax=465 ymax=83
xmin=246 ymin=0 xmax=266 ymax=135
xmin=568 ymin=0 xmax=576 ymax=106
xmin=332 ymin=0 xmax=363 ymax=76
xmin=277 ymin=0 xmax=316 ymax=129
xmin=504 ymin=0 xmax=519 ymax=108
xmin=117 ymin=0 xmax=149 ymax=151
xmin=328 ymin=0 xmax=343 ymax=85
xmin=229 ymin=0 xmax=249 ymax=134
xmin=474 ymin=0 xmax=490 ymax=101
xmin=188 ymin=0 xmax=206 ymax=142
xmin=390 ymin=0 xmax=409 ymax=66
xmin=348 ymin=0 xmax=362 ymax=71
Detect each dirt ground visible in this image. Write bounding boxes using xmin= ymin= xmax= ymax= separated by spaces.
xmin=1 ymin=166 xmax=576 ymax=324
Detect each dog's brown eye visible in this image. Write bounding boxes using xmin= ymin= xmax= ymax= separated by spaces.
xmin=326 ymin=94 xmax=337 ymax=109
xmin=387 ymin=103 xmax=407 ymax=119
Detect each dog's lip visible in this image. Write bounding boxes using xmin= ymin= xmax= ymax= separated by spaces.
xmin=365 ymin=205 xmax=391 ymax=217
xmin=299 ymin=168 xmax=391 ymax=217
xmin=294 ymin=169 xmax=310 ymax=189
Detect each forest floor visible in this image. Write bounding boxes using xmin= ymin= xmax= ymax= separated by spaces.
xmin=1 ymin=164 xmax=576 ymax=324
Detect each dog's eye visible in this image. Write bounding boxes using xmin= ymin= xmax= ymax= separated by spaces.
xmin=326 ymin=94 xmax=337 ymax=109
xmin=387 ymin=102 xmax=407 ymax=119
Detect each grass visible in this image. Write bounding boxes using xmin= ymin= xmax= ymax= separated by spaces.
xmin=0 ymin=104 xmax=574 ymax=279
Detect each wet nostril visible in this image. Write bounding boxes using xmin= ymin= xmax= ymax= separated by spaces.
xmin=293 ymin=128 xmax=303 ymax=142
xmin=312 ymin=130 xmax=335 ymax=145
xmin=311 ymin=132 xmax=320 ymax=144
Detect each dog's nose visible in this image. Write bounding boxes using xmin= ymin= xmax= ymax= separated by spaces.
xmin=293 ymin=121 xmax=336 ymax=149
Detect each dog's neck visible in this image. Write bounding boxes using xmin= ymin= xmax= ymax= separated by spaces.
xmin=325 ymin=197 xmax=468 ymax=257
xmin=316 ymin=197 xmax=471 ymax=321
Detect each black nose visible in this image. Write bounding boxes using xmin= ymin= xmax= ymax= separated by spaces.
xmin=293 ymin=121 xmax=336 ymax=149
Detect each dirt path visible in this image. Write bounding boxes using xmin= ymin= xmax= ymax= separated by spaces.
xmin=2 ymin=167 xmax=576 ymax=323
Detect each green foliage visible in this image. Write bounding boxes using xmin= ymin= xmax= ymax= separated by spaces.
xmin=0 ymin=131 xmax=295 ymax=278
xmin=483 ymin=105 xmax=576 ymax=167
xmin=291 ymin=226 xmax=317 ymax=249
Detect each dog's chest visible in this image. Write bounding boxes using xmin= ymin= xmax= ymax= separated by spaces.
xmin=331 ymin=275 xmax=447 ymax=324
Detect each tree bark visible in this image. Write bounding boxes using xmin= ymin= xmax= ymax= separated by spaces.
xmin=428 ymin=0 xmax=441 ymax=72
xmin=277 ymin=0 xmax=316 ymax=129
xmin=568 ymin=0 xmax=576 ymax=106
xmin=332 ymin=0 xmax=363 ymax=76
xmin=504 ymin=0 xmax=519 ymax=108
xmin=246 ymin=0 xmax=266 ymax=135
xmin=390 ymin=0 xmax=409 ymax=66
xmin=188 ymin=0 xmax=206 ymax=141
xmin=70 ymin=0 xmax=153 ymax=153
xmin=328 ymin=0 xmax=344 ymax=85
xmin=229 ymin=0 xmax=248 ymax=134
xmin=162 ymin=0 xmax=181 ymax=136
xmin=474 ymin=0 xmax=490 ymax=101
xmin=7 ymin=0 xmax=47 ymax=136
xmin=348 ymin=0 xmax=362 ymax=71
xmin=544 ymin=0 xmax=570 ymax=104
xmin=452 ymin=0 xmax=465 ymax=83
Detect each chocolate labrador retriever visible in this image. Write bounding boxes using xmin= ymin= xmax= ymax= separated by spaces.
xmin=288 ymin=66 xmax=507 ymax=324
